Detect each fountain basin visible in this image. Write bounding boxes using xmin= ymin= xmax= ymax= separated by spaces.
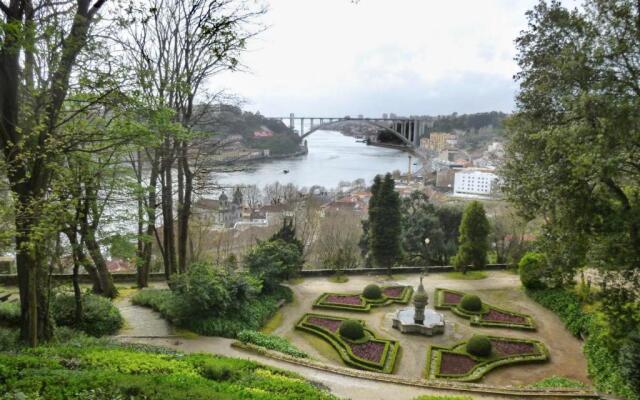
xmin=392 ymin=308 xmax=445 ymax=336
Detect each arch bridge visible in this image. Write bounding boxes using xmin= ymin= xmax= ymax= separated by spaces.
xmin=270 ymin=114 xmax=426 ymax=148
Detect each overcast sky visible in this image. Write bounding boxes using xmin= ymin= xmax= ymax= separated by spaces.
xmin=208 ymin=0 xmax=544 ymax=117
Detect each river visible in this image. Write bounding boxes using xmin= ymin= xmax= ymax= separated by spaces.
xmin=213 ymin=130 xmax=419 ymax=189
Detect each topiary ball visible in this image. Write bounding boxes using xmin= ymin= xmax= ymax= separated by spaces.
xmin=339 ymin=320 xmax=365 ymax=340
xmin=460 ymin=294 xmax=482 ymax=312
xmin=363 ymin=284 xmax=382 ymax=299
xmin=466 ymin=335 xmax=492 ymax=357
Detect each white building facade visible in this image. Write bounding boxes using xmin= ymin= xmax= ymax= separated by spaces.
xmin=453 ymin=169 xmax=499 ymax=196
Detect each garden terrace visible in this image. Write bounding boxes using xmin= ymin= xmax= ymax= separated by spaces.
xmin=313 ymin=286 xmax=413 ymax=312
xmin=435 ymin=288 xmax=535 ymax=330
xmin=425 ymin=336 xmax=549 ymax=382
xmin=295 ymin=313 xmax=400 ymax=373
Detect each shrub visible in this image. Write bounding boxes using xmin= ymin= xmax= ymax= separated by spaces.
xmin=460 ymin=294 xmax=482 ymax=312
xmin=51 ymin=294 xmax=123 ymax=337
xmin=131 ymin=286 xmax=292 ymax=338
xmin=362 ymin=284 xmax=382 ymax=299
xmin=529 ymin=376 xmax=587 ymax=389
xmin=519 ymin=252 xmax=547 ymax=289
xmin=526 ymin=288 xmax=591 ymax=337
xmin=618 ymin=331 xmax=640 ymax=397
xmin=466 ymin=335 xmax=492 ymax=357
xmin=0 ymin=327 xmax=19 ymax=351
xmin=237 ymin=330 xmax=308 ymax=358
xmin=170 ymin=263 xmax=261 ymax=318
xmin=0 ymin=302 xmax=20 ymax=327
xmin=339 ymin=320 xmax=364 ymax=340
xmin=244 ymin=239 xmax=304 ymax=291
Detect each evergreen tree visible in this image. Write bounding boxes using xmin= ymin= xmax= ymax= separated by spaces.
xmin=270 ymin=216 xmax=304 ymax=253
xmin=369 ymin=173 xmax=402 ymax=273
xmin=454 ymin=201 xmax=490 ymax=273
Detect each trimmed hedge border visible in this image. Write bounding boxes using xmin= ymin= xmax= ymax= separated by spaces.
xmin=295 ymin=313 xmax=400 ymax=373
xmin=434 ymin=288 xmax=536 ymax=330
xmin=312 ymin=286 xmax=413 ymax=313
xmin=230 ymin=341 xmax=598 ymax=398
xmin=425 ymin=336 xmax=549 ymax=382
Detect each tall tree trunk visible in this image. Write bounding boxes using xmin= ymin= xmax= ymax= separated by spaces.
xmin=80 ymin=189 xmax=118 ymax=299
xmin=177 ymin=141 xmax=193 ymax=273
xmin=161 ymin=137 xmax=176 ymax=279
xmin=139 ymin=149 xmax=160 ymax=288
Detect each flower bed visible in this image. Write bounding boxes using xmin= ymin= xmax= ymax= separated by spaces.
xmin=313 ymin=286 xmax=413 ymax=312
xmin=426 ymin=336 xmax=549 ymax=381
xmin=434 ymin=288 xmax=536 ymax=330
xmin=295 ymin=313 xmax=400 ymax=373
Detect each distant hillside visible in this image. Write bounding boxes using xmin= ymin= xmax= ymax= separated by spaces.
xmin=194 ymin=104 xmax=302 ymax=155
xmin=425 ymin=111 xmax=507 ymax=135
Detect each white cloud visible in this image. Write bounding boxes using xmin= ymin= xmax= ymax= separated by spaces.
xmin=208 ymin=0 xmax=541 ymax=116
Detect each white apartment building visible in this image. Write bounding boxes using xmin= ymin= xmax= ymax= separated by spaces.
xmin=453 ymin=169 xmax=499 ymax=196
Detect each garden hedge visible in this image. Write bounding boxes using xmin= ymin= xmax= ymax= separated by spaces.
xmin=425 ymin=335 xmax=549 ymax=381
xmin=434 ymin=288 xmax=536 ymax=330
xmin=312 ymin=285 xmax=413 ymax=313
xmin=295 ymin=313 xmax=400 ymax=373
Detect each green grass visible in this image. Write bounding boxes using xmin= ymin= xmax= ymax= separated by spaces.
xmin=260 ymin=310 xmax=283 ymax=334
xmin=328 ymin=274 xmax=349 ymax=283
xmin=444 ymin=271 xmax=487 ymax=280
xmin=286 ymin=277 xmax=304 ymax=285
xmin=412 ymin=396 xmax=473 ymax=400
xmin=528 ymin=376 xmax=587 ymax=389
xmin=0 ymin=339 xmax=338 ymax=399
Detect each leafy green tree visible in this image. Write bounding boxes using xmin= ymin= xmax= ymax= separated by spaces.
xmin=244 ymin=240 xmax=303 ymax=291
xmin=502 ymin=0 xmax=640 ymax=315
xmin=619 ymin=331 xmax=640 ymax=397
xmin=369 ymin=173 xmax=402 ymax=273
xmin=454 ymin=201 xmax=490 ymax=273
xmin=400 ymin=191 xmax=445 ymax=265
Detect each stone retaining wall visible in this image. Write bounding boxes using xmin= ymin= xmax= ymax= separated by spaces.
xmin=0 ymin=264 xmax=511 ymax=285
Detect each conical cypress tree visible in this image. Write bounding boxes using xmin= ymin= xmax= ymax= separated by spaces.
xmin=454 ymin=201 xmax=490 ymax=273
xmin=369 ymin=173 xmax=402 ymax=273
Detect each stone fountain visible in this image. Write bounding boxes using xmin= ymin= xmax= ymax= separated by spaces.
xmin=392 ymin=275 xmax=445 ymax=336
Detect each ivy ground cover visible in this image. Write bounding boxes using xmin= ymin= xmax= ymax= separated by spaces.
xmin=434 ymin=288 xmax=536 ymax=330
xmin=295 ymin=313 xmax=400 ymax=373
xmin=313 ymin=286 xmax=413 ymax=312
xmin=425 ymin=336 xmax=549 ymax=381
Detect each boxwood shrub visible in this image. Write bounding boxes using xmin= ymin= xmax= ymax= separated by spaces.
xmin=466 ymin=335 xmax=492 ymax=357
xmin=362 ymin=284 xmax=382 ymax=299
xmin=460 ymin=294 xmax=482 ymax=312
xmin=339 ymin=320 xmax=364 ymax=340
xmin=51 ymin=294 xmax=124 ymax=337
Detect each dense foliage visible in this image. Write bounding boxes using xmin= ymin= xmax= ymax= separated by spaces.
xmin=454 ymin=201 xmax=489 ymax=272
xmin=466 ymin=335 xmax=492 ymax=357
xmin=460 ymin=294 xmax=482 ymax=313
xmin=362 ymin=284 xmax=382 ymax=299
xmin=528 ymin=376 xmax=586 ymax=389
xmin=527 ymin=288 xmax=637 ymax=399
xmin=338 ymin=320 xmax=364 ymax=341
xmin=51 ymin=294 xmax=123 ymax=337
xmin=132 ymin=284 xmax=292 ymax=338
xmin=400 ymin=191 xmax=462 ymax=265
xmin=0 ymin=341 xmax=337 ymax=399
xmin=503 ymin=0 xmax=640 ymax=324
xmin=1 ymin=295 xmax=122 ymax=338
xmin=518 ymin=252 xmax=548 ymax=290
xmin=170 ymin=262 xmax=262 ymax=318
xmin=368 ymin=174 xmax=402 ymax=270
xmin=244 ymin=239 xmax=304 ymax=291
xmin=237 ymin=330 xmax=308 ymax=358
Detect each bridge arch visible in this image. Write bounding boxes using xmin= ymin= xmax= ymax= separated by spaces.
xmin=300 ymin=119 xmax=414 ymax=147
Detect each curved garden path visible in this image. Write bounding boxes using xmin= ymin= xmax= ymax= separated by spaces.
xmin=113 ymin=271 xmax=594 ymax=400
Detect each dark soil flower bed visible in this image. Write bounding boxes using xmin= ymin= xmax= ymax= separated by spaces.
xmin=349 ymin=341 xmax=385 ymax=363
xmin=490 ymin=339 xmax=536 ymax=356
xmin=324 ymin=294 xmax=364 ymax=306
xmin=439 ymin=352 xmax=477 ymax=375
xmin=443 ymin=291 xmax=463 ymax=305
xmin=382 ymin=287 xmax=403 ymax=298
xmin=307 ymin=316 xmax=342 ymax=333
xmin=482 ymin=309 xmax=526 ymax=324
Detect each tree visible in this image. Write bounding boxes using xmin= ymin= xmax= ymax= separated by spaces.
xmin=270 ymin=216 xmax=303 ymax=253
xmin=400 ymin=191 xmax=445 ymax=265
xmin=369 ymin=173 xmax=402 ymax=273
xmin=244 ymin=239 xmax=303 ymax=291
xmin=314 ymin=209 xmax=361 ymax=272
xmin=1 ymin=0 xmax=109 ymax=345
xmin=502 ymin=0 xmax=640 ymax=313
xmin=454 ymin=201 xmax=490 ymax=273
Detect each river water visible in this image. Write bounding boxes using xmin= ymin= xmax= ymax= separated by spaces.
xmin=214 ymin=130 xmax=417 ymax=189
